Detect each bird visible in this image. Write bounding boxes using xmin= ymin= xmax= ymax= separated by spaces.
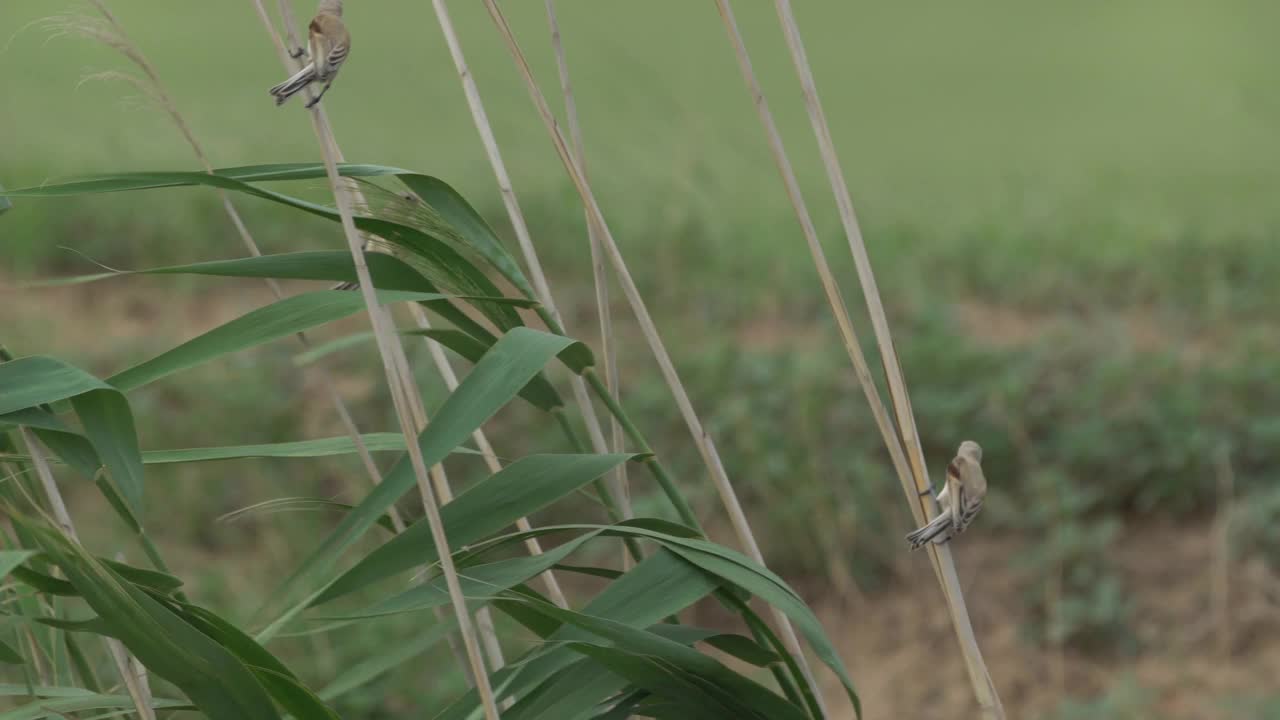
xmin=906 ymin=440 xmax=987 ymax=549
xmin=268 ymin=0 xmax=350 ymax=108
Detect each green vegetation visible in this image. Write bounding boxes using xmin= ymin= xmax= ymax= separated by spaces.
xmin=3 ymin=0 xmax=1279 ymax=716
xmin=1 ymin=167 xmax=859 ymax=718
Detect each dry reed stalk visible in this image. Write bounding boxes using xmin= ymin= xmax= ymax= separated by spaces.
xmin=385 ymin=319 xmax=509 ymax=672
xmin=543 ymin=0 xmax=629 ymax=529
xmin=1213 ymin=443 xmax=1234 ymax=660
xmin=21 ymin=625 xmax=50 ymax=687
xmin=113 ymin=551 xmax=157 ymax=720
xmin=763 ymin=1 xmax=1005 ymax=715
xmin=424 ymin=0 xmax=632 ymax=529
xmin=18 ymin=428 xmax=154 ymax=719
xmin=76 ymin=0 xmax=401 ymax=531
xmin=310 ymin=112 xmax=500 ymax=720
xmin=253 ymin=5 xmax=500 ymax=714
xmin=474 ymin=1 xmax=827 ymax=707
xmin=408 ymin=303 xmax=571 ymax=609
xmin=257 ymin=0 xmax=567 ymax=678
xmin=258 ymin=6 xmax=564 ymax=577
xmin=251 ymin=0 xmax=490 ymax=676
xmin=710 ymin=0 xmax=916 ymax=524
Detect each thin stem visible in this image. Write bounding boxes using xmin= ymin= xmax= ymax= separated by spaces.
xmin=711 ymin=16 xmax=941 ymax=705
xmin=425 ymin=0 xmax=630 ymax=527
xmin=312 ymin=112 xmax=500 ymax=719
xmin=408 ymin=303 xmax=569 ymax=609
xmin=543 ymin=0 xmax=629 ymax=528
xmin=765 ymin=1 xmax=1004 ymax=714
xmin=548 ymin=402 xmax=647 ymax=564
xmin=710 ymin=0 xmax=915 ymax=520
xmin=582 ymin=369 xmax=697 ymax=530
xmin=253 ymin=4 xmax=500 ymax=712
xmin=18 ymin=429 xmax=154 ymax=719
xmin=253 ymin=0 xmax=515 ymax=688
xmin=82 ymin=0 xmax=401 ymax=533
xmin=530 ymin=305 xmax=683 ymax=532
xmin=551 ymin=407 xmax=587 ymax=454
xmin=479 ymin=3 xmax=825 ymax=707
xmin=724 ymin=590 xmax=819 ymax=718
xmin=133 ymin=530 xmax=170 ymax=576
xmin=386 ymin=324 xmax=491 ymax=674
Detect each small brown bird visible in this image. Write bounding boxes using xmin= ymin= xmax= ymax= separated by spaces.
xmin=906 ymin=441 xmax=987 ymax=549
xmin=268 ymin=0 xmax=350 ymax=108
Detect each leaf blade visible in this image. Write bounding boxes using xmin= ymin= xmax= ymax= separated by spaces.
xmin=260 ymin=328 xmax=582 ymax=637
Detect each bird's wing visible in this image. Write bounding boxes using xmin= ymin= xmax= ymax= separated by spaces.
xmin=956 ymin=496 xmax=984 ymax=533
xmin=309 ymin=16 xmax=349 ymax=78
xmin=951 ymin=454 xmax=984 ymax=532
xmin=324 ymin=37 xmax=349 ymax=73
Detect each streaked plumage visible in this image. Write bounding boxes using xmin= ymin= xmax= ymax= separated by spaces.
xmin=906 ymin=440 xmax=987 ymax=549
xmin=268 ymin=0 xmax=350 ymax=108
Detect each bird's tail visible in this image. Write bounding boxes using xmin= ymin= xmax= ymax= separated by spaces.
xmin=269 ymin=64 xmax=316 ymax=105
xmin=905 ymin=510 xmax=955 ymax=550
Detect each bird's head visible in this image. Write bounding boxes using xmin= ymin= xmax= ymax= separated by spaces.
xmin=958 ymin=440 xmax=983 ymax=462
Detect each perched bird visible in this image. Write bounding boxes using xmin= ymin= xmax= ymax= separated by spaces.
xmin=906 ymin=441 xmax=987 ymax=549
xmin=268 ymin=0 xmax=350 ymax=108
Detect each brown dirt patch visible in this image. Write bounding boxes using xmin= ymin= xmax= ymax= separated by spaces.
xmin=805 ymin=520 xmax=1280 ymax=719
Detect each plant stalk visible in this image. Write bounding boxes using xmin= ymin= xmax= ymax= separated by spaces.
xmin=252 ymin=4 xmax=502 ymax=713
xmin=407 ymin=303 xmax=569 ymax=610
xmin=82 ymin=0 xmax=401 ymax=533
xmin=766 ymin=1 xmax=1004 ymax=714
xmin=425 ymin=0 xmax=631 ymax=530
xmin=543 ymin=0 xmax=630 ymax=535
xmin=480 ymin=2 xmax=826 ymax=708
xmin=18 ymin=429 xmax=155 ymax=719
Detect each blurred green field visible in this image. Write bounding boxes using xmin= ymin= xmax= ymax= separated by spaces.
xmin=4 ymin=1 xmax=1280 ymax=295
xmin=5 ymin=1 xmax=1280 ymax=717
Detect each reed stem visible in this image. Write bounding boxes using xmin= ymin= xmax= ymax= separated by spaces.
xmin=479 ymin=2 xmax=827 ymax=707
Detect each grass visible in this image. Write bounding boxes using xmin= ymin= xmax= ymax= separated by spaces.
xmin=4 ymin=0 xmax=1280 ymax=715
xmin=4 ymin=0 xmax=1280 ymax=271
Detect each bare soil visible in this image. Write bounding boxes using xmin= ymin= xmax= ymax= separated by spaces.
xmin=803 ymin=521 xmax=1280 ymax=719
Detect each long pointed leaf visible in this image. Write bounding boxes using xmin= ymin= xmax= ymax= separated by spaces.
xmin=438 ymin=549 xmax=721 ymax=720
xmin=395 ymin=174 xmax=533 ymax=298
xmin=3 ymin=169 xmax=524 ymax=330
xmin=315 ymin=453 xmax=632 ymax=605
xmin=71 ymin=390 xmax=145 ymax=512
xmin=0 ymin=357 xmax=110 ymax=416
xmin=317 ymin=623 xmax=450 ymax=701
xmin=260 ymin=328 xmax=581 ymax=637
xmin=532 ymin=605 xmax=805 ymax=720
xmin=0 ymin=552 xmax=36 ymax=580
xmin=0 ymin=357 xmax=148 ymax=515
xmin=107 ymin=289 xmax=444 ymax=392
xmin=447 ymin=522 xmax=860 ymax=715
xmin=322 ymin=532 xmax=599 ymax=621
xmin=4 ymin=433 xmax=486 ymax=466
xmin=140 ymin=434 xmax=410 ymax=464
xmin=0 ymin=694 xmax=188 ymax=720
xmin=21 ymin=522 xmax=280 ymax=719
xmin=402 ymin=329 xmax=563 ymax=411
